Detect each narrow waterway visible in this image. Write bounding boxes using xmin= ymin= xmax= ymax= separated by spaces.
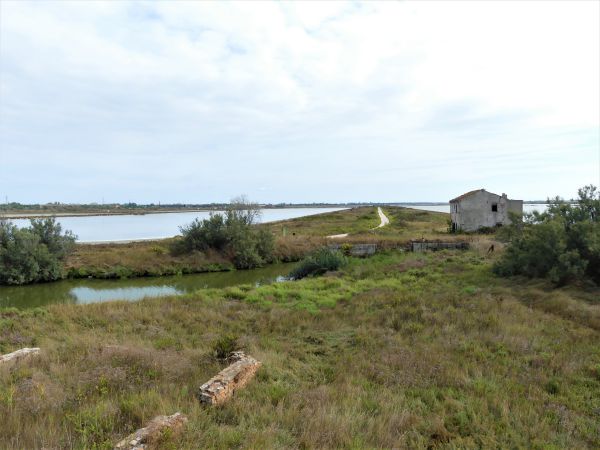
xmin=0 ymin=263 xmax=296 ymax=309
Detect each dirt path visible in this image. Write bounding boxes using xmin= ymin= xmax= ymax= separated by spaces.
xmin=375 ymin=207 xmax=389 ymax=228
xmin=327 ymin=207 xmax=389 ymax=239
xmin=327 ymin=233 xmax=349 ymax=239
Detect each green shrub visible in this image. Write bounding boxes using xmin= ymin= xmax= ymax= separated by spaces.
xmin=340 ymin=243 xmax=352 ymax=256
xmin=494 ymin=185 xmax=599 ymax=285
xmin=0 ymin=218 xmax=76 ymax=285
xmin=151 ymin=245 xmax=165 ymax=255
xmin=173 ymin=197 xmax=275 ymax=270
xmin=545 ymin=378 xmax=560 ymax=395
xmin=289 ymin=248 xmax=347 ymax=280
xmin=212 ymin=334 xmax=239 ymax=360
xmin=255 ymin=228 xmax=275 ymax=262
xmin=28 ymin=218 xmax=76 ymax=259
xmin=175 ymin=214 xmax=228 ymax=253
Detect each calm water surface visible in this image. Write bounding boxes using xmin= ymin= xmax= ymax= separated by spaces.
xmin=8 ymin=208 xmax=345 ymax=243
xmin=0 ymin=263 xmax=296 ymax=309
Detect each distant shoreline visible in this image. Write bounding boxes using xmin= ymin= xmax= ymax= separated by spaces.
xmin=0 ymin=202 xmax=554 ymax=220
xmin=0 ymin=205 xmax=346 ymax=219
xmin=0 ymin=209 xmax=214 ymax=219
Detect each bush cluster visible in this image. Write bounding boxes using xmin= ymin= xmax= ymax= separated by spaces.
xmin=173 ymin=197 xmax=274 ymax=270
xmin=289 ymin=247 xmax=347 ymax=280
xmin=0 ymin=218 xmax=77 ymax=285
xmin=212 ymin=334 xmax=239 ymax=360
xmin=494 ymin=185 xmax=599 ymax=285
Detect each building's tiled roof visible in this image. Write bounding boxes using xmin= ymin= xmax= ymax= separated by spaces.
xmin=449 ymin=189 xmax=485 ymax=203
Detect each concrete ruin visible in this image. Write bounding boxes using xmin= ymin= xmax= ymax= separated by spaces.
xmin=328 ymin=243 xmax=377 ymax=257
xmin=114 ymin=412 xmax=188 ymax=450
xmin=198 ymin=351 xmax=261 ymax=405
xmin=410 ymin=241 xmax=469 ymax=252
xmin=0 ymin=347 xmax=40 ymax=365
xmin=450 ymin=189 xmax=523 ymax=232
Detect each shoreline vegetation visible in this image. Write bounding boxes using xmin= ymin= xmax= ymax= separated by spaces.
xmin=63 ymin=206 xmax=417 ymax=281
xmin=2 ymin=203 xmax=372 ymax=219
xmin=1 ymin=206 xmax=450 ymax=283
xmin=1 ymin=246 xmax=598 ymax=448
xmin=64 ymin=205 xmax=461 ymax=281
xmin=2 ymin=188 xmax=596 ymax=287
xmin=1 ymin=192 xmax=599 ymax=448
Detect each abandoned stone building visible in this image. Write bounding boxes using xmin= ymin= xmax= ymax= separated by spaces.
xmin=449 ymin=189 xmax=523 ymax=232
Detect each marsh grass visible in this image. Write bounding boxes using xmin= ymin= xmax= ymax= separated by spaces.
xmin=1 ymin=249 xmax=599 ymax=448
xmin=65 ymin=239 xmax=233 ymax=279
xmin=62 ymin=207 xmax=460 ymax=282
xmin=65 ymin=236 xmax=326 ymax=281
xmin=289 ymin=248 xmax=347 ymax=280
xmin=263 ymin=206 xmax=380 ymax=237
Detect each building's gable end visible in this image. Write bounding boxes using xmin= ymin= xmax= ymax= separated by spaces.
xmin=449 ymin=189 xmax=486 ymax=203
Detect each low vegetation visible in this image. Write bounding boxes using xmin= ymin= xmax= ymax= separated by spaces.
xmin=289 ymin=247 xmax=347 ymax=280
xmin=172 ymin=197 xmax=275 ymax=270
xmin=1 ymin=202 xmax=600 ymax=448
xmin=65 ymin=239 xmax=234 ymax=279
xmin=495 ymin=185 xmax=599 ymax=286
xmin=1 ymin=250 xmax=598 ymax=448
xmin=0 ymin=218 xmax=76 ymax=285
xmin=264 ymin=206 xmax=380 ymax=237
xmin=64 ymin=236 xmax=326 ymax=280
xmin=61 ymin=205 xmax=423 ymax=281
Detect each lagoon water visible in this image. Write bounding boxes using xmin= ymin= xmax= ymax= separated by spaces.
xmin=7 ymin=207 xmax=345 ymax=243
xmin=6 ymin=205 xmax=549 ymax=243
xmin=0 ymin=204 xmax=551 ymax=309
xmin=0 ymin=263 xmax=295 ymax=309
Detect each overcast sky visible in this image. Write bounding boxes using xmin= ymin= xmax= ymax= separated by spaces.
xmin=0 ymin=1 xmax=598 ymax=204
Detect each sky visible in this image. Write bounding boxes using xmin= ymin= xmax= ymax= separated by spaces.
xmin=0 ymin=1 xmax=598 ymax=204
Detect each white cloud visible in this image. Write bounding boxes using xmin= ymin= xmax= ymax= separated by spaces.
xmin=0 ymin=0 xmax=598 ymax=203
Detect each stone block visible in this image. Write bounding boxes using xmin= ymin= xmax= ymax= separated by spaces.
xmin=198 ymin=352 xmax=261 ymax=405
xmin=0 ymin=347 xmax=40 ymax=365
xmin=114 ymin=412 xmax=188 ymax=450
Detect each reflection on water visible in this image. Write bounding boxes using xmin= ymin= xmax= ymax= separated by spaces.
xmin=0 ymin=263 xmax=296 ymax=309
xmin=71 ymin=286 xmax=182 ymax=304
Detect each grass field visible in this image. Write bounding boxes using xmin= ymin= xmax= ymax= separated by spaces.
xmin=63 ymin=206 xmax=435 ymax=279
xmin=263 ymin=206 xmax=381 ymax=237
xmin=1 ymin=247 xmax=599 ymax=449
xmin=3 ymin=206 xmax=598 ymax=448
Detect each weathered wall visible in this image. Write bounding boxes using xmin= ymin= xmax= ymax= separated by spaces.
xmin=411 ymin=241 xmax=469 ymax=252
xmin=450 ymin=190 xmax=523 ymax=232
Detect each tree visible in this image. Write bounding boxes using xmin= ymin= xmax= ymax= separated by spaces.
xmin=29 ymin=218 xmax=76 ymax=259
xmin=0 ymin=218 xmax=77 ymax=285
xmin=174 ymin=196 xmax=274 ymax=269
xmin=494 ymin=185 xmax=599 ymax=285
xmin=226 ymin=195 xmax=262 ymax=226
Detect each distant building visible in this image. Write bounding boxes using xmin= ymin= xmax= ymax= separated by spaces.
xmin=449 ymin=189 xmax=523 ymax=232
